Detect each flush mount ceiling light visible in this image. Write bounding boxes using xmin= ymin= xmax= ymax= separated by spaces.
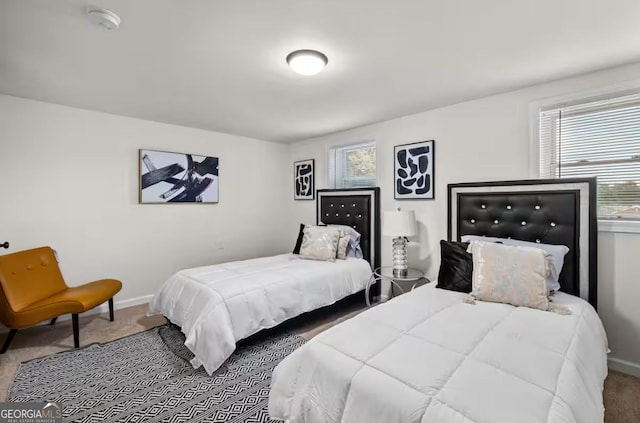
xmin=87 ymin=8 xmax=121 ymax=31
xmin=286 ymin=50 xmax=328 ymax=76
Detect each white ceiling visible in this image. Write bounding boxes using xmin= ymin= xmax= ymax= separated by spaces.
xmin=1 ymin=1 xmax=640 ymax=143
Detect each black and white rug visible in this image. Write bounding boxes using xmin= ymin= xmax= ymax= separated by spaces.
xmin=9 ymin=325 xmax=305 ymax=422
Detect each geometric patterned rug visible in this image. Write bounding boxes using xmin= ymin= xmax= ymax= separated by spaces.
xmin=9 ymin=324 xmax=305 ymax=422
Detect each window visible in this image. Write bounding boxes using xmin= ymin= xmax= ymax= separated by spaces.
xmin=328 ymin=141 xmax=377 ymax=188
xmin=538 ymin=90 xmax=640 ymax=220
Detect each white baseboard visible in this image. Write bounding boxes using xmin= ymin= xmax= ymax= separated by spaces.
xmin=98 ymin=294 xmax=154 ymax=314
xmin=608 ymin=357 xmax=640 ymax=378
xmin=28 ymin=294 xmax=153 ymax=326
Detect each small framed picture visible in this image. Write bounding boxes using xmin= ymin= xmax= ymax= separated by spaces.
xmin=294 ymin=159 xmax=315 ymax=200
xmin=394 ymin=140 xmax=435 ymax=200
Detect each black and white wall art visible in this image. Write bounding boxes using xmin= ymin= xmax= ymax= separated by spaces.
xmin=394 ymin=140 xmax=435 ymax=200
xmin=139 ymin=149 xmax=219 ymax=204
xmin=294 ymin=159 xmax=315 ymax=200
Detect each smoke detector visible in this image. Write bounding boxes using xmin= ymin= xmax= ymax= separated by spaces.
xmin=87 ymin=8 xmax=121 ymax=31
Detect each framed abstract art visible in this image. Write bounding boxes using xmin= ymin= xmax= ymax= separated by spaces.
xmin=139 ymin=149 xmax=219 ymax=204
xmin=294 ymin=159 xmax=315 ymax=200
xmin=394 ymin=140 xmax=434 ymax=200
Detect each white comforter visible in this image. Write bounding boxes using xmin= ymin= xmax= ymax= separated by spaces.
xmin=269 ymin=285 xmax=608 ymax=423
xmin=148 ymin=253 xmax=372 ymax=374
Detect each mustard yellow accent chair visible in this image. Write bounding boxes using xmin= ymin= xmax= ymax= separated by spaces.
xmin=0 ymin=246 xmax=122 ymax=353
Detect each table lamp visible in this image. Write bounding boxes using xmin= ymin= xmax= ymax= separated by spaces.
xmin=383 ymin=209 xmax=417 ymax=277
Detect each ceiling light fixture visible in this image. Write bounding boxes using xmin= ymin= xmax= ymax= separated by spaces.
xmin=286 ymin=50 xmax=328 ymax=76
xmin=87 ymin=8 xmax=121 ymax=31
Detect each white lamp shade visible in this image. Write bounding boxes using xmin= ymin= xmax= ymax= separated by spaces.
xmin=383 ymin=210 xmax=417 ymax=237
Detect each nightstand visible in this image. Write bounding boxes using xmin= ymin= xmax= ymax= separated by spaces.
xmin=365 ymin=266 xmax=430 ymax=306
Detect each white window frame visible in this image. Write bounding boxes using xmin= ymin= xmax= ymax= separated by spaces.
xmin=326 ymin=140 xmax=378 ymax=189
xmin=529 ymin=80 xmax=640 ymax=234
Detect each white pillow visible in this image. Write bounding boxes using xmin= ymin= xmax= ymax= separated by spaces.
xmin=461 ymin=235 xmax=569 ymax=293
xmin=466 ymin=241 xmax=568 ymax=314
xmin=299 ymin=226 xmax=341 ymax=262
xmin=336 ymin=232 xmax=351 ymax=260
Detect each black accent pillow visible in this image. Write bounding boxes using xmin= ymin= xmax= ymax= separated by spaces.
xmin=292 ymin=224 xmax=305 ymax=254
xmin=436 ymin=240 xmax=473 ymax=293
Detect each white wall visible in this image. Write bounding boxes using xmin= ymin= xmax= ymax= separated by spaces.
xmin=289 ymin=62 xmax=640 ymax=373
xmin=2 ymin=63 xmax=639 ymax=375
xmin=0 ymin=95 xmax=291 ymax=312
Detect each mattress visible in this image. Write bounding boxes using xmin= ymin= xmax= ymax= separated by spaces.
xmin=148 ymin=253 xmax=372 ymax=374
xmin=269 ymin=284 xmax=608 ymax=423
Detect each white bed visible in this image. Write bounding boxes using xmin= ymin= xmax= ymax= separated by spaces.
xmin=148 ymin=253 xmax=372 ymax=374
xmin=268 ymin=284 xmax=608 ymax=423
xmin=269 ymin=179 xmax=608 ymax=423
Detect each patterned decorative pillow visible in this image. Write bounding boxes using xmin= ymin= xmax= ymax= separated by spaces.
xmin=461 ymin=235 xmax=569 ymax=293
xmin=336 ymin=233 xmax=351 ymax=260
xmin=299 ymin=226 xmax=341 ymax=262
xmin=465 ymin=241 xmax=569 ymax=314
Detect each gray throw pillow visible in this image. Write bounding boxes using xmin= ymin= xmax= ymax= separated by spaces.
xmin=299 ymin=226 xmax=341 ymax=262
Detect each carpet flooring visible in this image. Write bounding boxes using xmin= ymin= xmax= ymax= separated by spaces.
xmin=1 ymin=302 xmax=639 ymax=422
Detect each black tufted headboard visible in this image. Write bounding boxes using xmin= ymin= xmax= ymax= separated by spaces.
xmin=447 ymin=178 xmax=597 ymax=308
xmin=316 ymin=188 xmax=381 ymax=275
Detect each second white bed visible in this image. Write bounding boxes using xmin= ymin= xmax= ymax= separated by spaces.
xmin=148 ymin=253 xmax=372 ymax=374
xmin=269 ymin=284 xmax=608 ymax=423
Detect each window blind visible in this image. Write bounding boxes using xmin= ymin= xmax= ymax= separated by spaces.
xmin=539 ymin=91 xmax=640 ymax=219
xmin=328 ymin=142 xmax=377 ymax=189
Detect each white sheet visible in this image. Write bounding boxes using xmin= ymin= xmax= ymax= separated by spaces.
xmin=148 ymin=253 xmax=372 ymax=374
xmin=269 ymin=285 xmax=608 ymax=423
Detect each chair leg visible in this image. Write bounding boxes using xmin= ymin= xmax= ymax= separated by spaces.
xmin=72 ymin=313 xmax=79 ymax=348
xmin=49 ymin=317 xmax=57 ymax=325
xmin=108 ymin=298 xmax=114 ymax=322
xmin=1 ymin=329 xmax=18 ymax=354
